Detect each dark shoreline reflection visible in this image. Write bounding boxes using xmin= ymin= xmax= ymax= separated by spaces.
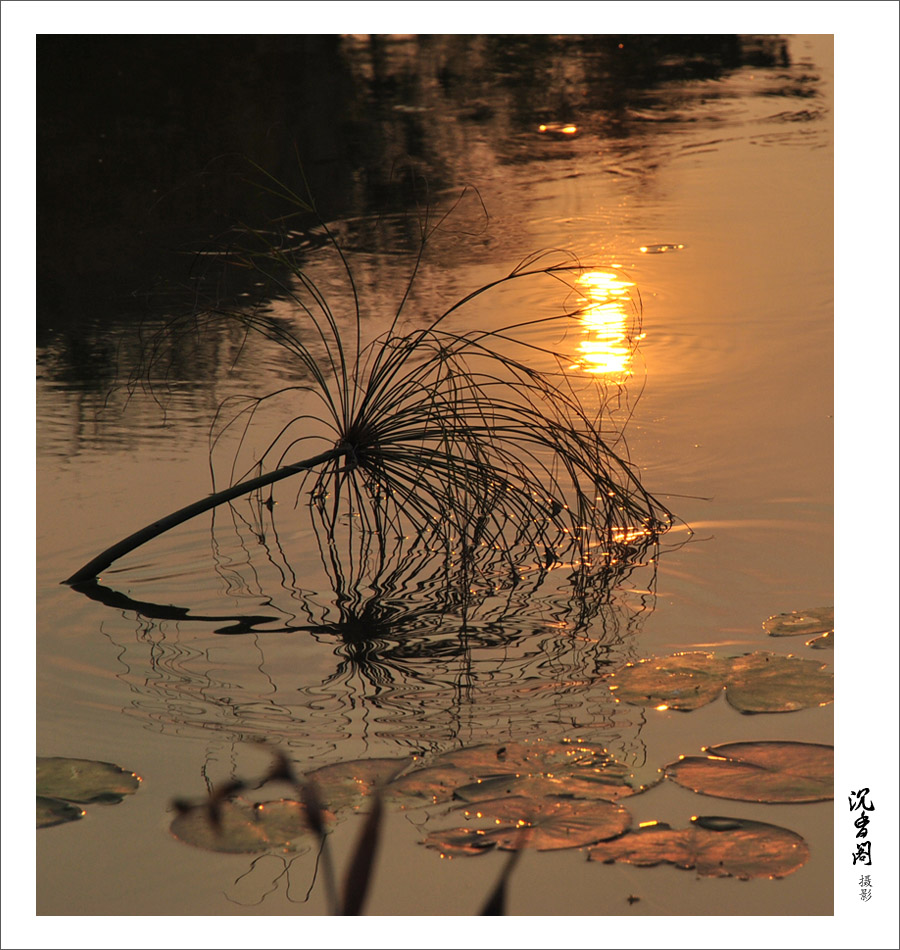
xmin=37 ymin=35 xmax=797 ymax=344
xmin=37 ymin=33 xmax=824 ymax=472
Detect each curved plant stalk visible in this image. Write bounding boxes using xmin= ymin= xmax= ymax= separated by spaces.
xmin=65 ymin=168 xmax=672 ymax=591
xmin=480 ymin=833 xmax=527 ymax=915
xmin=64 ymin=446 xmax=347 ymax=585
xmin=339 ymin=792 xmax=383 ymax=916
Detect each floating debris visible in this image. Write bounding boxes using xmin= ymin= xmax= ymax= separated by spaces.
xmin=639 ymin=244 xmax=685 ymax=254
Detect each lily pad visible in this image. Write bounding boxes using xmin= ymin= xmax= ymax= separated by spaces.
xmin=453 ymin=766 xmax=651 ymax=804
xmin=36 ymin=757 xmax=141 ymax=804
xmin=384 ymin=765 xmax=474 ymax=804
xmin=170 ymin=797 xmax=329 ymax=854
xmin=588 ymin=815 xmax=809 ymax=879
xmin=303 ymin=757 xmax=409 ymax=811
xmin=37 ymin=796 xmax=85 ymax=828
xmin=425 ymin=795 xmax=631 ymax=855
xmin=607 ymin=653 xmax=729 ymax=711
xmin=664 ymin=741 xmax=833 ymax=803
xmin=421 ymin=828 xmax=500 ymax=856
xmin=807 ymin=632 xmax=833 ymax=650
xmin=608 ymin=651 xmax=832 ymax=714
xmin=430 ymin=742 xmax=546 ymax=777
xmin=763 ymin=606 xmax=833 ymax=638
xmin=404 ymin=739 xmax=655 ymax=804
xmin=434 ymin=738 xmax=637 ymax=778
xmin=725 ymin=654 xmax=832 ymax=713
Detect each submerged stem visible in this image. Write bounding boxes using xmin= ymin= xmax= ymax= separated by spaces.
xmin=63 ymin=445 xmax=349 ymax=585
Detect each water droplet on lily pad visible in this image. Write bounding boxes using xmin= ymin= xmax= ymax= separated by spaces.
xmin=664 ymin=740 xmax=833 ymax=803
xmin=588 ymin=814 xmax=809 ymax=879
xmin=763 ymin=606 xmax=833 ymax=638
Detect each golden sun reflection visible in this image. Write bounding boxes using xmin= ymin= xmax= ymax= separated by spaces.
xmin=539 ymin=122 xmax=578 ymax=135
xmin=572 ymin=270 xmax=642 ymax=377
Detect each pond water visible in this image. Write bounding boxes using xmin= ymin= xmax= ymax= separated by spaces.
xmin=35 ymin=35 xmax=834 ymax=924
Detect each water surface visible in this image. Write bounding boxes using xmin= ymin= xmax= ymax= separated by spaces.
xmin=36 ymin=34 xmax=833 ymax=917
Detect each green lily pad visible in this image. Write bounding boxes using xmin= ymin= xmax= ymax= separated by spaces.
xmin=424 ymin=795 xmax=631 ymax=855
xmin=607 ymin=653 xmax=729 ymax=711
xmin=37 ymin=796 xmax=85 ymax=828
xmin=608 ymin=651 xmax=832 ymax=714
xmin=763 ymin=606 xmax=833 ymax=638
xmin=664 ymin=741 xmax=833 ymax=803
xmin=725 ymin=653 xmax=833 ymax=713
xmin=588 ymin=815 xmax=809 ymax=879
xmin=36 ymin=757 xmax=141 ymax=804
xmin=303 ymin=757 xmax=409 ymax=811
xmin=170 ymin=797 xmax=329 ymax=854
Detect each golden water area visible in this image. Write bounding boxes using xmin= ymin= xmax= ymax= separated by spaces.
xmin=26 ymin=32 xmax=863 ymax=940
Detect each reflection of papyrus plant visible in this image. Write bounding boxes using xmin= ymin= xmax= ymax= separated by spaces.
xmin=66 ymin=168 xmax=671 ymax=590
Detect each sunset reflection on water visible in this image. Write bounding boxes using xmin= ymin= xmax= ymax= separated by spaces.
xmin=34 ymin=32 xmax=836 ymax=918
xmin=573 ymin=270 xmax=644 ymax=378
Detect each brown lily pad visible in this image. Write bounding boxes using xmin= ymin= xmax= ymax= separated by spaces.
xmin=384 ymin=765 xmax=474 ymax=804
xmin=763 ymin=606 xmax=833 ymax=638
xmin=725 ymin=653 xmax=832 ymax=713
xmin=303 ymin=756 xmax=409 ymax=811
xmin=806 ymin=632 xmax=833 ymax=650
xmin=37 ymin=796 xmax=85 ymax=828
xmin=588 ymin=815 xmax=809 ymax=879
xmin=453 ymin=766 xmax=653 ymax=804
xmin=37 ymin=757 xmax=141 ymax=805
xmin=431 ymin=739 xmax=588 ymax=777
xmin=428 ymin=742 xmax=533 ymax=778
xmin=664 ymin=741 xmax=833 ymax=803
xmin=170 ymin=797 xmax=329 ymax=853
xmin=608 ymin=651 xmax=832 ymax=714
xmin=424 ymin=795 xmax=631 ymax=855
xmin=405 ymin=738 xmax=655 ymax=804
xmin=421 ymin=827 xmax=501 ymax=856
xmin=607 ymin=653 xmax=731 ymax=711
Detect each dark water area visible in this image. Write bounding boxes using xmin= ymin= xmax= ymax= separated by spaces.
xmin=32 ymin=32 xmax=847 ymax=930
xmin=38 ymin=34 xmax=792 ymax=336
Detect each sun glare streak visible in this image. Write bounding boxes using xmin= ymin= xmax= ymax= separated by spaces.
xmin=539 ymin=123 xmax=578 ymax=135
xmin=573 ymin=271 xmax=640 ymax=377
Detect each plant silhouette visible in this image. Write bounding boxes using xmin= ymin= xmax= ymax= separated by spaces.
xmin=65 ymin=167 xmax=672 ymax=621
